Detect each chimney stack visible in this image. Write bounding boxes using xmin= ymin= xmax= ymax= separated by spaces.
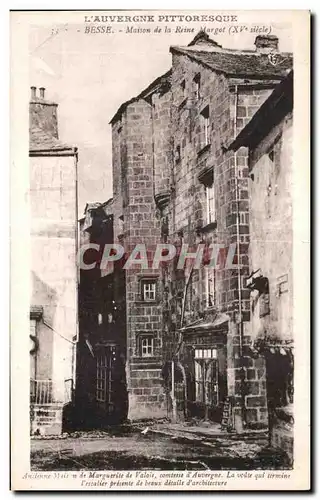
xmin=254 ymin=35 xmax=279 ymax=53
xmin=29 ymin=87 xmax=58 ymax=139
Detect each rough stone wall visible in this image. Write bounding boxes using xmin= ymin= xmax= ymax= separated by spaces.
xmin=30 ymin=154 xmax=77 ymax=404
xmin=249 ymin=113 xmax=293 ymax=344
xmin=110 ymin=46 xmax=284 ymax=425
xmin=29 ymin=101 xmax=59 ymax=139
xmin=112 ymin=99 xmax=166 ymax=420
xmin=169 ymin=53 xmax=276 ymax=426
xmin=153 ymin=89 xmax=172 ymax=200
xmin=248 ymin=112 xmax=293 ymax=434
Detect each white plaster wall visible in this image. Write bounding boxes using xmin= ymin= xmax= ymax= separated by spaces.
xmin=30 ymin=154 xmax=78 ymax=403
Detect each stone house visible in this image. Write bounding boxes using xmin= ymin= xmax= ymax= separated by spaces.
xmin=75 ymin=199 xmax=128 ymax=428
xmin=29 ymin=87 xmax=78 ymax=435
xmin=110 ymin=31 xmax=292 ymax=427
xmin=229 ymin=70 xmax=294 ymax=460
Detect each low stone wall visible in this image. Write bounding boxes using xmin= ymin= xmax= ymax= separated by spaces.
xmin=30 ymin=404 xmax=64 ymax=436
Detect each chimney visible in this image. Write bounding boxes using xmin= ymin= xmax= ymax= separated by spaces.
xmin=188 ymin=29 xmax=222 ymax=48
xmin=254 ymin=35 xmax=279 ymax=53
xmin=29 ymin=87 xmax=59 ymax=139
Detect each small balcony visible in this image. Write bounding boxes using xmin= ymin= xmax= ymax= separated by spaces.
xmin=30 ymin=379 xmax=53 ymax=405
xmin=30 ymin=379 xmax=74 ymax=405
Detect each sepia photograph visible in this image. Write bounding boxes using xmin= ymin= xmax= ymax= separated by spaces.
xmin=10 ymin=9 xmax=310 ymax=490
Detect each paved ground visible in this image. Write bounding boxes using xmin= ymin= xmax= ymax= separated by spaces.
xmin=30 ymin=424 xmax=290 ymax=471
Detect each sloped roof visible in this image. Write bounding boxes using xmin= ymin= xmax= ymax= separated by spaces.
xmin=110 ymin=31 xmax=293 ymax=125
xmin=83 ymin=198 xmax=113 ymax=216
xmin=170 ymin=46 xmax=293 ymax=79
xmin=228 ymin=69 xmax=293 ymax=151
xmin=29 ymin=126 xmax=76 ymax=153
xmin=110 ymin=69 xmax=172 ymax=124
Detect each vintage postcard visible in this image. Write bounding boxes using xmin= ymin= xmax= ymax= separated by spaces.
xmin=10 ymin=9 xmax=310 ymax=491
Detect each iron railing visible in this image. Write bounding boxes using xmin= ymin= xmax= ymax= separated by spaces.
xmin=30 ymin=378 xmax=74 ymax=405
xmin=30 ymin=379 xmax=53 ymax=405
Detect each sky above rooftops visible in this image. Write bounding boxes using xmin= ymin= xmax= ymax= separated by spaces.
xmin=29 ymin=17 xmax=293 ymax=214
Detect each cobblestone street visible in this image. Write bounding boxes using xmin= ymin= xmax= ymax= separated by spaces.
xmin=31 ymin=423 xmax=290 ymax=471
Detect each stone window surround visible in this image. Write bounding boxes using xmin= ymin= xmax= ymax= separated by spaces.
xmin=135 ymin=332 xmax=156 ymax=358
xmin=193 ymin=72 xmax=201 ymax=100
xmin=201 ymin=105 xmax=210 ymax=147
xmin=197 ymin=165 xmax=217 ymax=232
xmin=139 ymin=276 xmax=159 ymax=303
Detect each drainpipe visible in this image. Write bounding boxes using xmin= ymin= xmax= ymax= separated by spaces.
xmin=169 ymin=95 xmax=178 ymax=423
xmin=233 ymin=86 xmax=246 ymax=430
xmin=73 ymin=148 xmax=79 ymax=401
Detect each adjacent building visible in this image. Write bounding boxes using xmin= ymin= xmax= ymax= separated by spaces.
xmin=75 ymin=199 xmax=128 ymax=428
xmin=29 ymin=86 xmax=78 ymax=435
xmin=110 ymin=31 xmax=293 ymax=426
xmin=229 ymin=70 xmax=294 ymax=461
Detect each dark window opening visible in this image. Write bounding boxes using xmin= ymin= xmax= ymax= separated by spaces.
xmin=193 ymin=73 xmax=201 ymax=100
xmin=175 ymin=145 xmax=181 ymax=164
xmin=201 ymin=106 xmax=210 ymax=147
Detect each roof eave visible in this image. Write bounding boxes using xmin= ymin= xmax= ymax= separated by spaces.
xmin=228 ymin=70 xmax=293 ymax=151
xmin=29 ymin=146 xmax=77 ymax=156
xmin=109 ymin=69 xmax=172 ymax=125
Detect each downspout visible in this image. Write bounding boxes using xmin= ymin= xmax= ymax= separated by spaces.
xmin=169 ymin=93 xmax=177 ymax=422
xmin=73 ymin=148 xmax=79 ymax=401
xmin=233 ymin=86 xmax=246 ymax=429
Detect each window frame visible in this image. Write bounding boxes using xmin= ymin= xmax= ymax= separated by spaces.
xmin=96 ymin=353 xmax=108 ymax=403
xmin=204 ymin=181 xmax=216 ymax=226
xmin=205 ymin=265 xmax=216 ymax=308
xmin=141 ymin=279 xmax=157 ymax=302
xmin=201 ymin=105 xmax=210 ymax=147
xmin=140 ymin=335 xmax=154 ymax=358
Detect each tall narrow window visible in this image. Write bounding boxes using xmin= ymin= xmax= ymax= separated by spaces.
xmin=194 ymin=348 xmax=218 ymax=405
xmin=205 ymin=266 xmax=215 ymax=307
xmin=201 ymin=106 xmax=210 ymax=146
xmin=205 ymin=183 xmax=216 ymax=224
xmin=175 ymin=145 xmax=181 ymax=164
xmin=96 ymin=353 xmax=108 ymax=403
xmin=140 ymin=335 xmax=154 ymax=357
xmin=194 ymin=73 xmax=201 ymax=100
xmin=141 ymin=280 xmax=157 ymax=302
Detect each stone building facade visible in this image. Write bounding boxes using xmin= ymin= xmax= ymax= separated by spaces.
xmin=75 ymin=200 xmax=128 ymax=429
xmin=29 ymin=86 xmax=78 ymax=435
xmin=110 ymin=31 xmax=292 ymax=426
xmin=229 ymin=70 xmax=294 ymax=461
